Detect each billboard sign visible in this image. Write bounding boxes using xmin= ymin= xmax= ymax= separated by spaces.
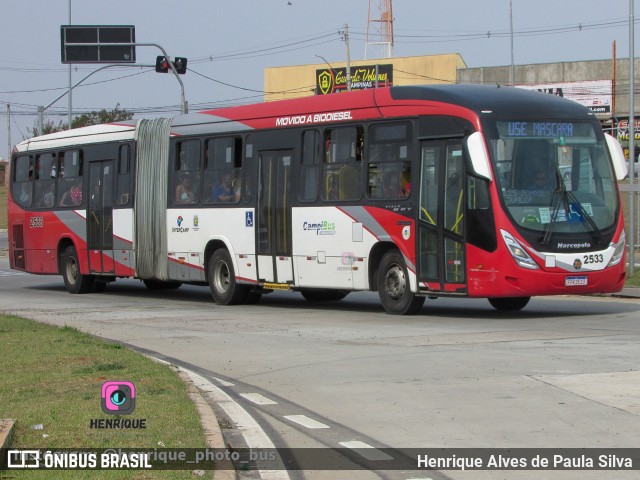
xmin=316 ymin=64 xmax=393 ymax=95
xmin=516 ymin=80 xmax=612 ymax=114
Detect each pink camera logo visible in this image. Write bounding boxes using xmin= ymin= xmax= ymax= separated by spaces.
xmin=101 ymin=381 xmax=136 ymax=415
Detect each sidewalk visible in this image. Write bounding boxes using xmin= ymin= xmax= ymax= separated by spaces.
xmin=613 ymin=287 xmax=640 ymax=299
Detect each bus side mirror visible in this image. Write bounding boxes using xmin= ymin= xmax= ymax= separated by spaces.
xmin=604 ymin=133 xmax=628 ymax=181
xmin=465 ymin=132 xmax=493 ymax=182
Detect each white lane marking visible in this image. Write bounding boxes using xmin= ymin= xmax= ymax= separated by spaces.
xmin=180 ymin=369 xmax=290 ymax=480
xmin=283 ymin=415 xmax=330 ymax=429
xmin=338 ymin=441 xmax=394 ymax=461
xmin=212 ymin=376 xmax=234 ymax=387
xmin=240 ymin=393 xmax=278 ymax=405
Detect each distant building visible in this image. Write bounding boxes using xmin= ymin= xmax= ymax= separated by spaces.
xmin=458 ymin=58 xmax=640 ymax=157
xmin=265 ymin=55 xmax=640 ymax=158
xmin=264 ymin=53 xmax=466 ymax=102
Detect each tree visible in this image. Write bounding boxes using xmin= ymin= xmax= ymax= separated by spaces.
xmin=28 ymin=104 xmax=134 ymax=137
xmin=71 ymin=104 xmax=133 ymax=128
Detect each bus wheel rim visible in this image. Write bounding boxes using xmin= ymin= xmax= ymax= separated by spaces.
xmin=67 ymin=257 xmax=78 ymax=282
xmin=213 ymin=260 xmax=230 ymax=293
xmin=384 ymin=264 xmax=406 ymax=300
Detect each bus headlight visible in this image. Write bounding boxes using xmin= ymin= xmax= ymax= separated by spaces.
xmin=607 ymin=231 xmax=626 ymax=267
xmin=500 ymin=230 xmax=539 ymax=270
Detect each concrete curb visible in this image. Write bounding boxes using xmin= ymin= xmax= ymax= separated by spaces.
xmin=143 ymin=354 xmax=237 ymax=480
xmin=177 ymin=369 xmax=237 ymax=480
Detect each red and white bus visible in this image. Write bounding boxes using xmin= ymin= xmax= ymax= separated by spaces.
xmin=8 ymin=85 xmax=628 ymax=314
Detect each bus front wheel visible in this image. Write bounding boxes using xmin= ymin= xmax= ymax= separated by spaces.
xmin=208 ymin=249 xmax=247 ymax=305
xmin=488 ymin=296 xmax=531 ymax=311
xmin=377 ymin=250 xmax=425 ymax=315
xmin=61 ymin=245 xmax=94 ymax=294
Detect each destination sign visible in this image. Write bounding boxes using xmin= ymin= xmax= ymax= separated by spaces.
xmin=506 ymin=122 xmax=574 ymax=138
xmin=496 ymin=121 xmax=598 ymax=140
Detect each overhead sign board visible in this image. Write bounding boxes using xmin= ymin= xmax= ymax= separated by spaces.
xmin=516 ymin=80 xmax=612 ymax=115
xmin=316 ymin=64 xmax=393 ymax=95
xmin=61 ymin=25 xmax=136 ymax=64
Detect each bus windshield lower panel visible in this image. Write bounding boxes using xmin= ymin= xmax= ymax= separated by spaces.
xmin=488 ymin=120 xmax=619 ymax=252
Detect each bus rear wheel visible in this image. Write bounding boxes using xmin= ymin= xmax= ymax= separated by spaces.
xmin=377 ymin=250 xmax=425 ymax=315
xmin=208 ymin=249 xmax=248 ymax=305
xmin=488 ymin=296 xmax=531 ymax=311
xmin=61 ymin=245 xmax=94 ymax=294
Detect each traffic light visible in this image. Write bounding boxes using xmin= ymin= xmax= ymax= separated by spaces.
xmin=155 ymin=55 xmax=169 ymax=73
xmin=155 ymin=56 xmax=187 ymax=74
xmin=173 ymin=57 xmax=188 ymax=75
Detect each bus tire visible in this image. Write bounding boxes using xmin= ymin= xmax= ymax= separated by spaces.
xmin=61 ymin=245 xmax=94 ymax=294
xmin=143 ymin=279 xmax=182 ymax=290
xmin=208 ymin=249 xmax=247 ymax=305
xmin=300 ymin=289 xmax=349 ymax=302
xmin=377 ymin=250 xmax=425 ymax=315
xmin=488 ymin=297 xmax=530 ymax=311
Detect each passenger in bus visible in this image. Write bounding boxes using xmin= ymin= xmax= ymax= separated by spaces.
xmin=19 ymin=170 xmax=34 ymax=204
xmin=211 ymin=171 xmax=236 ymax=202
xmin=42 ymin=183 xmax=55 ymax=208
xmin=60 ymin=181 xmax=83 ymax=207
xmin=175 ymin=174 xmax=195 ymax=204
xmin=383 ymin=170 xmax=407 ymax=198
xmin=526 ymin=170 xmax=549 ymax=191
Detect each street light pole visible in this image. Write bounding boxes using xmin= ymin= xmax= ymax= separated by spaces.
xmin=39 ymin=63 xmax=155 ymax=133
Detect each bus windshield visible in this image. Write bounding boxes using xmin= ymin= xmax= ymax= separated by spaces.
xmin=487 ymin=120 xmax=618 ymax=242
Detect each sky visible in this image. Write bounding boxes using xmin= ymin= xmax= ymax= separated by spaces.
xmin=1 ymin=0 xmax=638 ymax=160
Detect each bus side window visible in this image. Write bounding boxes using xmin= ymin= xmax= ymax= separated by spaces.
xmin=34 ymin=152 xmax=57 ymax=209
xmin=204 ymin=137 xmax=242 ymax=204
xmin=173 ymin=140 xmax=201 ymax=205
xmin=12 ymin=155 xmax=34 ymax=208
xmin=300 ymin=130 xmax=319 ymax=202
xmin=242 ymin=139 xmax=253 ymax=203
xmin=116 ymin=144 xmax=132 ymax=206
xmin=57 ymin=150 xmax=84 ymax=207
xmin=367 ymin=122 xmax=412 ymax=200
xmin=321 ymin=126 xmax=363 ymax=201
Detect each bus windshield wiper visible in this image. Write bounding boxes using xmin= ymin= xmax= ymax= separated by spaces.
xmin=541 ymin=166 xmax=605 ymax=246
xmin=541 ymin=167 xmax=567 ymax=246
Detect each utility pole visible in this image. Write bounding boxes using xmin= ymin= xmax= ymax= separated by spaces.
xmin=629 ymin=0 xmax=636 ymax=274
xmin=509 ymin=0 xmax=515 ymax=86
xmin=6 ymin=104 xmax=11 ymax=161
xmin=341 ymin=24 xmax=352 ymax=91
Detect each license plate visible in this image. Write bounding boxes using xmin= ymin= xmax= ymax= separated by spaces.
xmin=565 ymin=275 xmax=588 ymax=287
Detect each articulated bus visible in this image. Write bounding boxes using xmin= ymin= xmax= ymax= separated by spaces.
xmin=8 ymin=85 xmax=628 ymax=314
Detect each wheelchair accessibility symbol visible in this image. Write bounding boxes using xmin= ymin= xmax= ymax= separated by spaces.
xmin=245 ymin=211 xmax=254 ymax=227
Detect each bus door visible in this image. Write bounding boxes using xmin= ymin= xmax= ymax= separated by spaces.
xmin=87 ymin=161 xmax=115 ymax=274
xmin=256 ymin=150 xmax=293 ymax=284
xmin=417 ymin=140 xmax=467 ymax=292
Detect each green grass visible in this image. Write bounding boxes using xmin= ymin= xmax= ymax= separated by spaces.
xmin=0 ymin=315 xmax=210 ymax=479
xmin=624 ymin=268 xmax=640 ymax=287
xmin=0 ymin=184 xmax=6 ymax=230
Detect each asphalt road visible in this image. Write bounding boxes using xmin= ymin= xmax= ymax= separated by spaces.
xmin=1 ymin=257 xmax=639 ymax=480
